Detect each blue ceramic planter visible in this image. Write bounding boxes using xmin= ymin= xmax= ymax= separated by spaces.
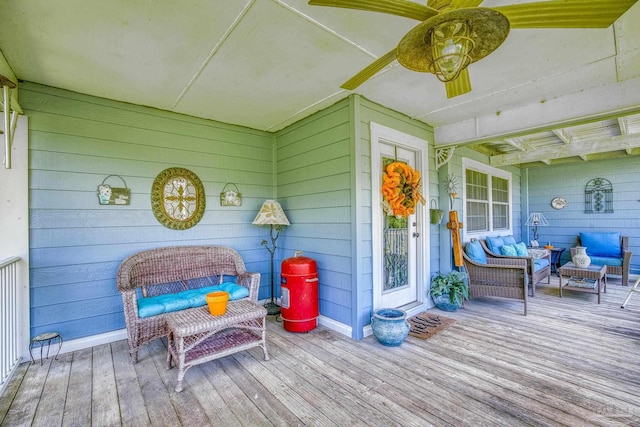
xmin=371 ymin=308 xmax=410 ymax=347
xmin=433 ymin=293 xmax=461 ymax=312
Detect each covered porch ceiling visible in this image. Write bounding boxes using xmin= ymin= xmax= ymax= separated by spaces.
xmin=1 ymin=0 xmax=639 ymax=167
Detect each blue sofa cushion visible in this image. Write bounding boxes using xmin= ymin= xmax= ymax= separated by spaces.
xmin=466 ymin=240 xmax=487 ymax=264
xmin=589 ymin=256 xmax=623 ymax=267
xmin=486 ymin=236 xmax=505 ymax=254
xmin=137 ymin=282 xmax=249 ymax=318
xmin=514 ymin=242 xmax=529 ymax=257
xmin=580 ymin=232 xmax=621 ymax=257
xmin=501 ymin=244 xmax=518 ymax=256
xmin=533 ymin=258 xmax=549 ymax=272
xmin=502 ymin=235 xmax=517 ymax=246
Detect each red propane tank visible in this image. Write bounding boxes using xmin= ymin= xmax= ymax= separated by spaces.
xmin=280 ymin=251 xmax=319 ymax=332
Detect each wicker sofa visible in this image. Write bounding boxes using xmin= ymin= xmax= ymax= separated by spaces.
xmin=479 ymin=237 xmax=551 ymax=296
xmin=117 ymin=245 xmax=260 ymax=363
xmin=463 ymin=240 xmax=530 ymax=315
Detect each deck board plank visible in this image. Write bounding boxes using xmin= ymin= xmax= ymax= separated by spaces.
xmin=32 ymin=351 xmax=72 ymax=426
xmin=91 ymin=343 xmax=120 ymax=427
xmin=2 ymin=278 xmax=640 ymax=426
xmin=111 ymin=339 xmax=151 ymax=427
xmin=61 ymin=347 xmax=92 ymax=427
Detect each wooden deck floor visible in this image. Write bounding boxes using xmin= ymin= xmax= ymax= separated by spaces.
xmin=2 ymin=276 xmax=640 ymax=426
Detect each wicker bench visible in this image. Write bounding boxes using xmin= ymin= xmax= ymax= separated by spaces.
xmin=117 ymin=245 xmax=260 ymax=363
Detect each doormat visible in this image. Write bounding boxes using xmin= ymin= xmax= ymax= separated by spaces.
xmin=408 ymin=312 xmax=456 ymax=340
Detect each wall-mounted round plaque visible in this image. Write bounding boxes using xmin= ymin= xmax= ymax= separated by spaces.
xmin=551 ymin=197 xmax=567 ymax=210
xmin=151 ymin=167 xmax=206 ymax=230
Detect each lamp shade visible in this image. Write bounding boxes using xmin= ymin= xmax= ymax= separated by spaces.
xmin=525 ymin=213 xmax=549 ymax=226
xmin=252 ymin=200 xmax=290 ymax=226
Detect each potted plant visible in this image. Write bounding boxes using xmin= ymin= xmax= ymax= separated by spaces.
xmin=430 ymin=270 xmax=469 ymax=311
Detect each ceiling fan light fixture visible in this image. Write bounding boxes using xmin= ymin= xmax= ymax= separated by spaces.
xmin=397 ymin=8 xmax=510 ymax=82
xmin=428 ymin=20 xmax=474 ymax=82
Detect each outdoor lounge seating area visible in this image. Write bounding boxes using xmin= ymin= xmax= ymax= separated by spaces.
xmin=116 ymin=246 xmax=260 ymax=364
xmin=3 ymin=276 xmax=639 ymax=426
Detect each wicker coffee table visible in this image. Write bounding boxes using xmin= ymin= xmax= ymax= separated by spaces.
xmin=558 ymin=262 xmax=607 ymax=304
xmin=166 ymin=300 xmax=269 ymax=392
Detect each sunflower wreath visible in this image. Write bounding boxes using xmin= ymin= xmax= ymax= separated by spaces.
xmin=381 ymin=161 xmax=426 ymax=218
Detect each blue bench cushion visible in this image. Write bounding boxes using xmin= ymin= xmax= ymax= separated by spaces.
xmin=137 ymin=282 xmax=249 ymax=318
xmin=466 ymin=240 xmax=487 ymax=264
xmin=580 ymin=232 xmax=621 ymax=257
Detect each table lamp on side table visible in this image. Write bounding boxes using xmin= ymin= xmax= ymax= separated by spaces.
xmin=525 ymin=212 xmax=549 ymax=247
xmin=252 ymin=200 xmax=290 ymax=315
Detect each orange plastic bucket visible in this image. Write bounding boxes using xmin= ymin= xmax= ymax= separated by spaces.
xmin=206 ymin=291 xmax=229 ymax=316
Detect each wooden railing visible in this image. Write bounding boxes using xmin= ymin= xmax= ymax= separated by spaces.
xmin=0 ymin=256 xmax=21 ymax=395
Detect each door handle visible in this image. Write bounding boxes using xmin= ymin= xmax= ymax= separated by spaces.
xmin=413 ymin=232 xmax=420 ymax=238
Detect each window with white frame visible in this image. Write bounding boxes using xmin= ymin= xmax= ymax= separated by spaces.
xmin=463 ymin=158 xmax=512 ymax=237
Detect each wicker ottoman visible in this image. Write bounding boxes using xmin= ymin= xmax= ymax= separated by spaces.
xmin=166 ymin=300 xmax=269 ymax=392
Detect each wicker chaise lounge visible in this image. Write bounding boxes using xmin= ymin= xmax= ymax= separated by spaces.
xmin=463 ymin=240 xmax=530 ymax=315
xmin=117 ymin=245 xmax=260 ymax=363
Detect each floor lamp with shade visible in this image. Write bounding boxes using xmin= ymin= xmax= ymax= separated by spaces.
xmin=252 ymin=200 xmax=290 ymax=315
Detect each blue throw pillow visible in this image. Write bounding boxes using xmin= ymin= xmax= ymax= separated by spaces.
xmin=501 ymin=244 xmax=517 ymax=256
xmin=502 ymin=235 xmax=517 ymax=246
xmin=514 ymin=242 xmax=529 ymax=257
xmin=486 ymin=236 xmax=505 ymax=254
xmin=465 ymin=240 xmax=487 ymax=264
xmin=580 ymin=232 xmax=621 ymax=257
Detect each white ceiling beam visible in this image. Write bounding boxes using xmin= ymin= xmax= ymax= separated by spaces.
xmin=552 ymin=128 xmax=573 ymax=144
xmin=490 ymin=133 xmax=640 ymax=167
xmin=504 ymin=137 xmax=527 ymax=151
xmin=434 ymin=76 xmax=640 ymax=147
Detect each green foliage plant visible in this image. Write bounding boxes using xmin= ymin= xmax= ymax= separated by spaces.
xmin=430 ymin=270 xmax=469 ymax=307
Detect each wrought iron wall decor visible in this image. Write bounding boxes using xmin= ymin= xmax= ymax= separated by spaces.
xmin=584 ymin=178 xmax=613 ymax=213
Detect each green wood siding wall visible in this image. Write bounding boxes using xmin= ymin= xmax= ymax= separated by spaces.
xmin=24 ymin=83 xmax=275 ymax=341
xmin=357 ymin=97 xmax=435 ymax=338
xmin=275 ymin=98 xmax=354 ymax=328
xmin=525 ymin=158 xmax=639 ymax=273
xmin=439 ymin=146 xmax=523 ymax=270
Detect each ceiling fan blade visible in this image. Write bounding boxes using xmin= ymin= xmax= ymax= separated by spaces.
xmin=308 ymin=0 xmax=439 ymax=21
xmin=341 ymin=49 xmax=397 ymax=90
xmin=449 ymin=0 xmax=484 ymax=8
xmin=445 ymin=68 xmax=471 ymax=98
xmin=493 ymin=0 xmax=638 ymax=28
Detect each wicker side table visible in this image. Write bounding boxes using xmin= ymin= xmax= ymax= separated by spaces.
xmin=166 ymin=300 xmax=269 ymax=392
xmin=558 ymin=262 xmax=607 ymax=304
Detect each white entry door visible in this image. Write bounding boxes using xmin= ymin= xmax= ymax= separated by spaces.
xmin=371 ymin=123 xmax=428 ymax=310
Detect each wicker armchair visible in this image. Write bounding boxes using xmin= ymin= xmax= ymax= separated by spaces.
xmin=479 ymin=239 xmax=551 ymax=296
xmin=117 ymin=245 xmax=259 ymax=363
xmin=575 ymin=234 xmax=632 ymax=286
xmin=463 ymin=242 xmax=530 ymax=316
